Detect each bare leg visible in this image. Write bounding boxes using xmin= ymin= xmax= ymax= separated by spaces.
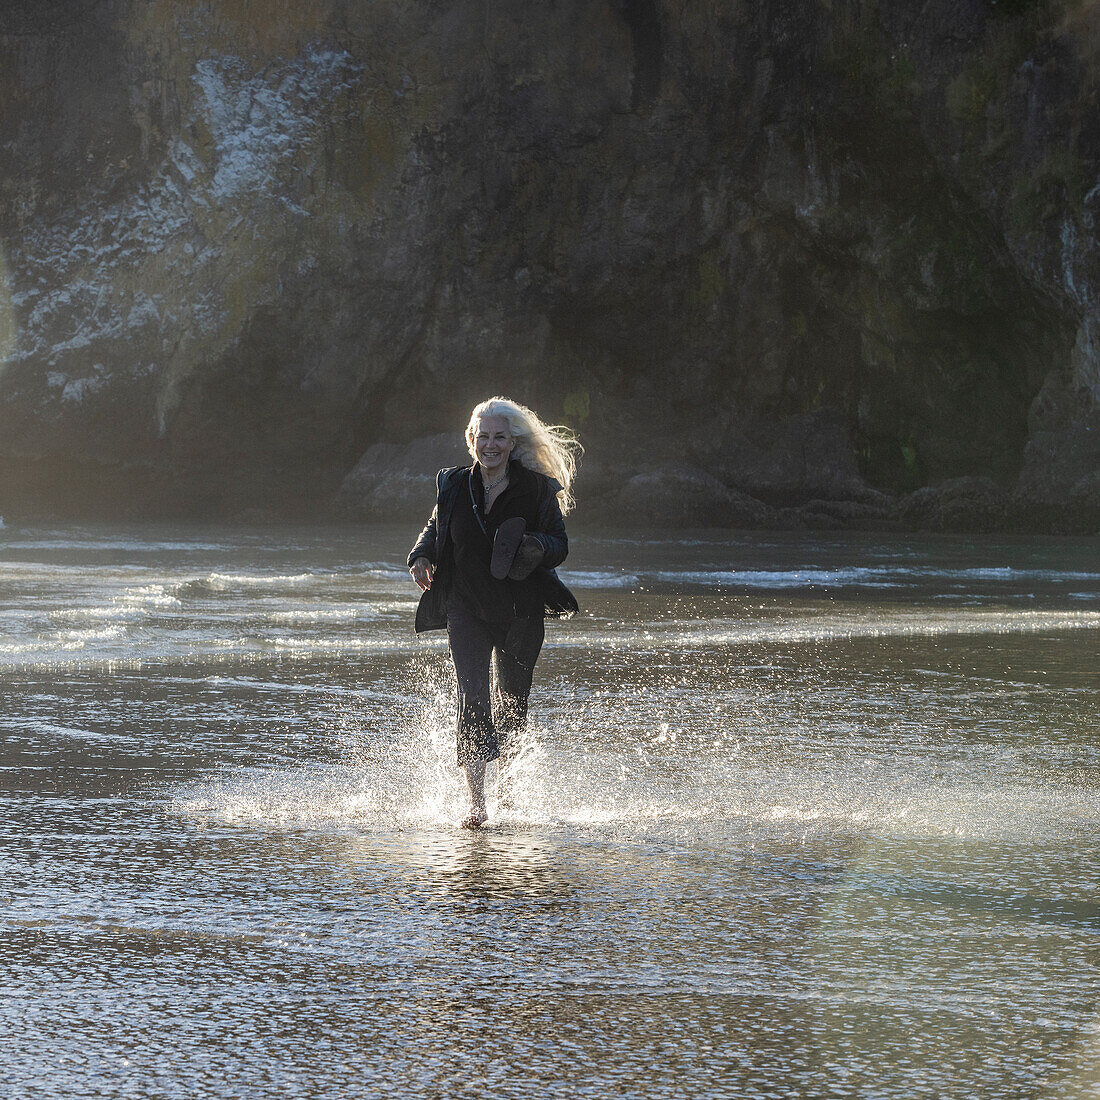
xmin=461 ymin=760 xmax=488 ymax=829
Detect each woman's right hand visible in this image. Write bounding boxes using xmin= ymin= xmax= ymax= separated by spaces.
xmin=410 ymin=557 xmax=434 ymax=591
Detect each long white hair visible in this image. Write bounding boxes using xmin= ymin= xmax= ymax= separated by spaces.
xmin=466 ymin=396 xmax=583 ymax=515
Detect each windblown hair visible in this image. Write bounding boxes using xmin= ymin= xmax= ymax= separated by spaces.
xmin=466 ymin=396 xmax=583 ymax=515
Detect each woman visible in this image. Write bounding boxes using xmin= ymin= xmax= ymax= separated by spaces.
xmin=408 ymin=397 xmax=581 ymax=828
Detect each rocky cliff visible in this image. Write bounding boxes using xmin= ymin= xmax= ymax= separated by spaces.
xmin=0 ymin=0 xmax=1097 ymax=531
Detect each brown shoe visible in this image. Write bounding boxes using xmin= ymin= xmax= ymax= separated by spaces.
xmin=508 ymin=535 xmax=544 ymax=580
xmin=490 ymin=517 xmax=526 ymax=579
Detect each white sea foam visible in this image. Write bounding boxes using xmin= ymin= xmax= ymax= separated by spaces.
xmin=0 ymin=560 xmax=152 ymax=577
xmin=646 ymin=566 xmax=1100 ymax=589
xmin=173 ymin=572 xmax=317 ymax=597
xmin=550 ymin=608 xmax=1100 ymax=651
xmin=558 ymin=570 xmax=642 ymax=588
xmin=50 ymin=606 xmax=145 ymax=623
xmin=355 ymin=563 xmax=415 ymax=582
xmin=197 ymin=675 xmax=398 ymax=701
xmin=650 ymin=568 xmax=899 ymax=588
xmin=0 ymin=641 xmax=51 ymax=656
xmin=940 ymin=567 xmax=1100 ymax=582
xmin=46 ymin=584 xmax=183 ymax=625
xmin=210 ymin=571 xmax=316 ymax=586
xmin=10 ymin=719 xmax=117 ymax=744
xmin=266 ymin=608 xmax=365 ymax=624
xmin=268 ymin=635 xmax=409 ymax=652
xmin=120 ymin=584 xmax=183 ymax=608
xmin=2 ymin=539 xmax=230 ymax=552
xmin=56 ymin=625 xmax=127 ymax=647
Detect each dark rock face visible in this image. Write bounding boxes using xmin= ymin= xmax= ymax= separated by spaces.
xmin=0 ymin=1 xmax=1097 ymax=529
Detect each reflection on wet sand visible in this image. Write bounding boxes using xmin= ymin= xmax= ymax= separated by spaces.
xmin=341 ymin=829 xmax=577 ymax=905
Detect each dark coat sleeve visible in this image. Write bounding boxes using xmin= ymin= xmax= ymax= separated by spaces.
xmin=407 ymin=469 xmax=445 ymax=567
xmin=407 ymin=508 xmax=435 ymax=567
xmin=529 ymin=478 xmax=568 ymax=570
xmin=407 ymin=506 xmax=438 ymax=568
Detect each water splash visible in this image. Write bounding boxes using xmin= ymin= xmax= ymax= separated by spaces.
xmin=173 ymin=661 xmax=1100 ymax=843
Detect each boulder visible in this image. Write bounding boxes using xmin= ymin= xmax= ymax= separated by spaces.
xmin=898 ymin=477 xmax=1010 ymax=533
xmin=334 ymin=433 xmax=470 ymax=520
xmin=795 ymin=495 xmax=898 ymax=530
xmin=605 ymin=465 xmax=777 ymax=528
xmin=1068 ymin=471 xmax=1100 ymax=536
xmin=1013 ymin=378 xmax=1100 ymax=533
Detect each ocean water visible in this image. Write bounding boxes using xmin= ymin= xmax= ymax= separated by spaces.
xmin=2 ymin=522 xmax=1098 ymax=1099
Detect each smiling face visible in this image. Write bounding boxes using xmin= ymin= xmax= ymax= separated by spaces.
xmin=471 ymin=414 xmax=514 ymax=475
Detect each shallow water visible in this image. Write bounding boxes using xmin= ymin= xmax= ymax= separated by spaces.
xmin=2 ymin=523 xmax=1099 ymax=1098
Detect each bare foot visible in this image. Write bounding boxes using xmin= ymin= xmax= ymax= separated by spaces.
xmin=460 ymin=805 xmax=488 ymax=829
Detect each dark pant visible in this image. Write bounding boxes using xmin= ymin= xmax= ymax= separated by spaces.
xmin=446 ymin=598 xmax=544 ymax=766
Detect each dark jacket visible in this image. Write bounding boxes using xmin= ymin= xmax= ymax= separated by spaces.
xmin=407 ymin=462 xmax=578 ymax=633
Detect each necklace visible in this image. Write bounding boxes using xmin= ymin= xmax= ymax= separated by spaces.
xmin=481 ymin=467 xmax=508 ymax=493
